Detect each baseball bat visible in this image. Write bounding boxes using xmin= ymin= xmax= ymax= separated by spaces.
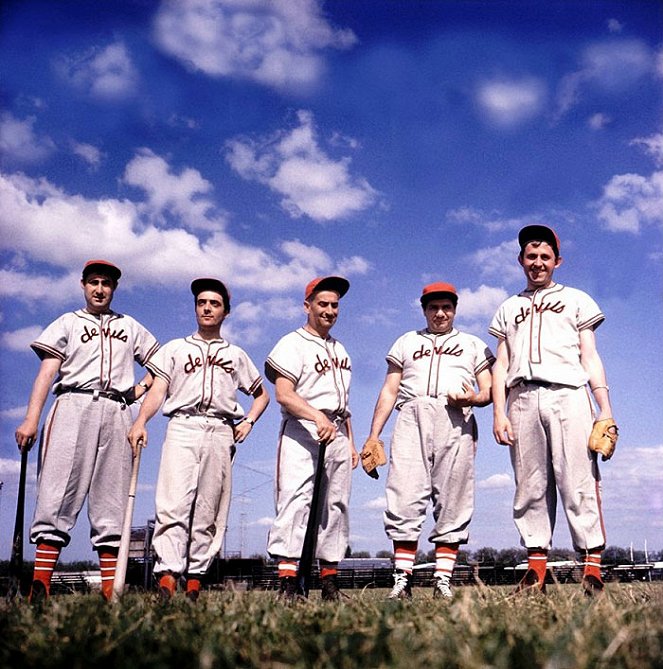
xmin=8 ymin=446 xmax=29 ymax=598
xmin=112 ymin=444 xmax=142 ymax=601
xmin=296 ymin=440 xmax=328 ymax=598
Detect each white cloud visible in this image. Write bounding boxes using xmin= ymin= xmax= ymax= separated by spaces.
xmin=365 ymin=496 xmax=386 ymax=511
xmin=251 ymin=516 xmax=275 ymax=527
xmin=0 ymin=153 xmax=370 ymax=303
xmin=232 ymin=297 xmax=302 ymax=324
xmin=0 ymin=112 xmax=55 ymax=163
xmin=595 ymin=171 xmax=663 ymax=233
xmin=476 ymin=78 xmax=546 ymax=127
xmin=607 ymin=19 xmax=623 ymax=34
xmin=477 ymin=473 xmax=513 ymax=490
xmin=1 ymin=326 xmax=42 ymax=351
xmin=57 ymin=42 xmax=139 ymax=101
xmin=226 ymin=110 xmax=379 ymax=222
xmin=630 ymin=133 xmax=663 ymax=167
xmin=153 ymin=0 xmax=357 ymax=91
xmin=0 ymin=405 xmax=28 ymax=420
xmin=587 ymin=112 xmax=611 ymax=131
xmin=556 ymin=40 xmax=653 ymax=118
xmin=457 ymin=285 xmax=510 ymax=323
xmin=71 ymin=141 xmax=103 ymax=169
xmin=446 ymin=206 xmax=535 ymax=234
xmin=464 ymin=240 xmax=523 ymax=285
xmin=0 ymin=456 xmax=38 ymax=490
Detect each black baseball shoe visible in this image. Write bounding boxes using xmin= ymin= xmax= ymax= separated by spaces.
xmin=279 ymin=576 xmax=297 ymax=602
xmin=582 ymin=574 xmax=605 ymax=598
xmin=321 ymin=575 xmax=341 ymax=602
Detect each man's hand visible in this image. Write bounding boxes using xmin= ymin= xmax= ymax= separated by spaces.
xmin=314 ymin=412 xmax=337 ymax=445
xmin=233 ymin=419 xmax=253 ymax=444
xmin=448 ymin=383 xmax=476 ymax=408
xmin=15 ymin=419 xmax=39 ymax=451
xmin=127 ymin=423 xmax=148 ymax=457
xmin=493 ymin=412 xmax=514 ymax=446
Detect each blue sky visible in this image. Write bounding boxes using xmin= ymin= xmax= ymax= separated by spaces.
xmin=1 ymin=0 xmax=661 ymax=563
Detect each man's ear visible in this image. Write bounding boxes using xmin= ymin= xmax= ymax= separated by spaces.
xmin=555 ymin=255 xmax=563 ymax=268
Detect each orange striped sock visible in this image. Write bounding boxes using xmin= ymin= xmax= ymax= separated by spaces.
xmin=320 ymin=563 xmax=338 ymax=579
xmin=434 ymin=543 xmax=459 ymax=584
xmin=31 ymin=542 xmax=61 ymax=595
xmin=98 ymin=548 xmax=118 ymax=601
xmin=186 ymin=577 xmax=201 ymax=595
xmin=582 ymin=549 xmax=603 ymax=581
xmin=393 ymin=540 xmax=418 ymax=574
xmin=278 ymin=559 xmax=298 ymax=579
xmin=527 ymin=549 xmax=548 ymax=583
xmin=159 ymin=572 xmax=177 ymax=595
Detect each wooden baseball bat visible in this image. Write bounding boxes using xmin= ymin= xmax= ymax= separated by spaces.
xmin=296 ymin=440 xmax=328 ymax=598
xmin=8 ymin=446 xmax=29 ymax=598
xmin=112 ymin=445 xmax=142 ymax=601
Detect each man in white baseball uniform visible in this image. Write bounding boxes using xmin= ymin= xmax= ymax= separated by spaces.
xmin=265 ymin=276 xmax=358 ymax=602
xmin=15 ymin=260 xmax=159 ymax=602
xmin=490 ymin=225 xmax=615 ymax=596
xmin=128 ymin=278 xmax=269 ymax=601
xmin=365 ymin=282 xmax=494 ymax=600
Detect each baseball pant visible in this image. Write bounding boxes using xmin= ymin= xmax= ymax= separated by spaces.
xmin=507 ymin=383 xmax=606 ymax=551
xmin=384 ymin=397 xmax=477 ymax=545
xmin=152 ymin=415 xmax=234 ymax=576
xmin=267 ymin=417 xmax=352 ymax=563
xmin=30 ymin=392 xmax=133 ymax=549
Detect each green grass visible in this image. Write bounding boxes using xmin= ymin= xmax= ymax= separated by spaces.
xmin=1 ymin=584 xmax=662 ymax=669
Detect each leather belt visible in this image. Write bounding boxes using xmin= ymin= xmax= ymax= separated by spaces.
xmin=56 ymin=387 xmax=126 ymax=403
xmin=514 ymin=379 xmax=553 ymax=388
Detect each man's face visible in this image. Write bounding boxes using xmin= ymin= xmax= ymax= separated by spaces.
xmin=81 ymin=273 xmax=115 ymax=314
xmin=195 ymin=291 xmax=227 ymax=329
xmin=519 ymin=241 xmax=562 ymax=289
xmin=304 ymin=290 xmax=340 ymax=334
xmin=424 ymin=298 xmax=456 ymax=334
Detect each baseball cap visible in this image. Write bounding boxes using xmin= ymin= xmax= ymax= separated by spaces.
xmin=304 ymin=276 xmax=350 ymax=301
xmin=82 ymin=259 xmax=121 ymax=283
xmin=518 ymin=225 xmax=560 ymax=257
xmin=420 ymin=282 xmax=458 ymax=307
xmin=190 ymin=277 xmax=231 ymax=313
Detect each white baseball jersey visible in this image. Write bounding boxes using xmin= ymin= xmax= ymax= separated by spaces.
xmin=32 ymin=309 xmax=159 ymax=393
xmin=265 ymin=328 xmax=351 ymax=417
xmin=488 ymin=283 xmax=604 ymax=388
xmin=146 ymin=334 xmax=262 ymax=419
xmin=386 ymin=329 xmax=494 ymax=408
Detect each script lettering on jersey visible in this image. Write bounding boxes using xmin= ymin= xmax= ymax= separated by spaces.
xmin=314 ymin=353 xmax=352 ymax=375
xmin=80 ymin=324 xmax=129 ymax=344
xmin=412 ymin=342 xmax=463 ymax=360
xmin=514 ymin=299 xmax=566 ymax=325
xmin=184 ymin=352 xmax=234 ymax=375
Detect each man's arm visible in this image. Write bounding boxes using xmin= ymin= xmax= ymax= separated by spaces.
xmin=491 ymin=339 xmax=513 ymax=446
xmin=448 ymin=367 xmax=493 ymax=408
xmin=344 ymin=418 xmax=359 ymax=469
xmin=367 ymin=363 xmax=402 ymax=440
xmin=580 ymin=328 xmax=613 ymax=421
xmin=273 ymin=373 xmax=337 ymax=444
xmin=127 ymin=376 xmax=168 ymax=456
xmin=15 ymin=355 xmax=62 ymax=451
xmin=234 ymin=384 xmax=270 ymax=444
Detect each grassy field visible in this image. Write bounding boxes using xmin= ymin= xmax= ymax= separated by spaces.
xmin=1 ymin=583 xmax=662 ymax=669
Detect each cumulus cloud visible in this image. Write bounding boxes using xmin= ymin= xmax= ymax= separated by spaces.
xmin=446 ymin=206 xmax=536 ymax=234
xmin=0 ymin=456 xmax=38 ymax=491
xmin=462 ymin=240 xmax=522 ymax=285
xmin=0 ymin=405 xmax=28 ymax=420
xmin=225 ymin=110 xmax=379 ymax=222
xmin=71 ymin=141 xmax=103 ymax=169
xmin=153 ymin=0 xmax=357 ymax=91
xmin=630 ymin=133 xmax=663 ymax=167
xmin=365 ymin=496 xmax=386 ymax=511
xmin=0 ymin=112 xmax=55 ymax=163
xmin=556 ymin=39 xmax=654 ymax=119
xmin=476 ymin=78 xmax=546 ymax=127
xmin=1 ymin=326 xmax=42 ymax=351
xmin=588 ymin=112 xmax=611 ymax=131
xmin=57 ymin=42 xmax=139 ymax=101
xmin=607 ymin=19 xmax=623 ymax=34
xmin=477 ymin=473 xmax=513 ymax=490
xmin=0 ymin=152 xmax=370 ymax=303
xmin=457 ymin=285 xmax=510 ymax=323
xmin=251 ymin=516 xmax=275 ymax=527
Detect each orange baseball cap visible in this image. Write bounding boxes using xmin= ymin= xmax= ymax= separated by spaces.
xmin=420 ymin=281 xmax=458 ymax=307
xmin=82 ymin=259 xmax=121 ymax=283
xmin=518 ymin=224 xmax=560 ymax=256
xmin=304 ymin=276 xmax=350 ymax=300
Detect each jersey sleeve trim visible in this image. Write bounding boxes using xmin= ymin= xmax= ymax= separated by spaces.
xmin=578 ymin=313 xmax=605 ymax=331
xmin=488 ymin=326 xmax=505 ymax=340
xmin=30 ymin=342 xmax=66 ymax=361
xmin=264 ymin=358 xmax=297 ymax=385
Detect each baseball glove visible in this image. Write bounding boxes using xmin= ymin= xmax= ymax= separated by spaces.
xmin=360 ymin=438 xmax=387 ymax=479
xmin=588 ymin=418 xmax=619 ymax=461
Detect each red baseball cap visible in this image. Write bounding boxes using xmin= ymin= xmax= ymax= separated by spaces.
xmin=191 ymin=278 xmax=231 ymax=312
xmin=304 ymin=276 xmax=350 ymax=300
xmin=420 ymin=282 xmax=458 ymax=307
xmin=82 ymin=259 xmax=121 ymax=283
xmin=518 ymin=225 xmax=560 ymax=257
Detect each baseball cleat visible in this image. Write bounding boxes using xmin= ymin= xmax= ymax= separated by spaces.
xmin=158 ymin=573 xmax=177 ymax=603
xmin=278 ymin=576 xmax=298 ymax=602
xmin=581 ymin=574 xmax=605 ymax=598
xmin=388 ymin=570 xmax=413 ymax=600
xmin=432 ymin=577 xmax=453 ymax=600
xmin=514 ymin=568 xmax=547 ymax=595
xmin=28 ymin=580 xmax=48 ymax=606
xmin=321 ymin=575 xmax=341 ymax=602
